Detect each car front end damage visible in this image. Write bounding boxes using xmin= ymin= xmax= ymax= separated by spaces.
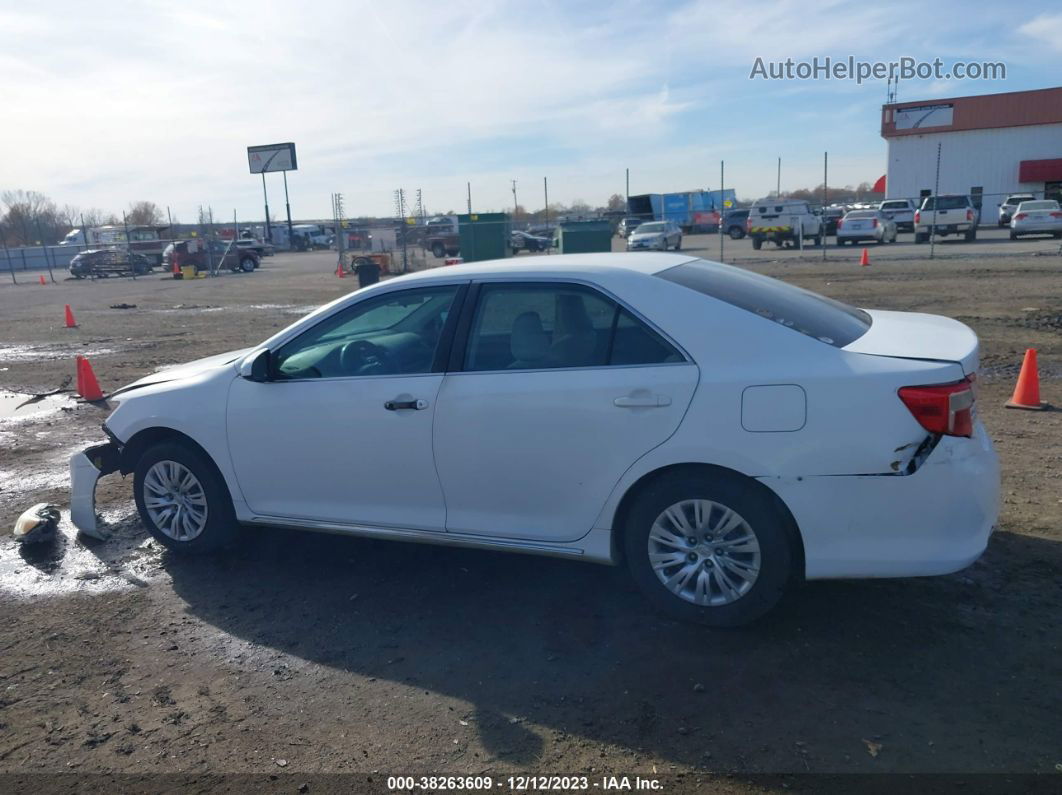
xmin=70 ymin=435 xmax=123 ymax=540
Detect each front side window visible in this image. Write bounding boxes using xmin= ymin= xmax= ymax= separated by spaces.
xmin=274 ymin=286 xmax=458 ymax=379
xmin=464 ymin=283 xmax=681 ymax=372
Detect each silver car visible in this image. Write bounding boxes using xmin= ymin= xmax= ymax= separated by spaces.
xmin=836 ymin=210 xmax=897 ymax=246
xmin=1009 ymin=200 xmax=1062 ymax=239
xmin=627 ymin=221 xmax=682 ymax=251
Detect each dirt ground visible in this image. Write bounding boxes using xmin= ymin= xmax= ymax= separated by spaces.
xmin=0 ymin=245 xmax=1060 ymax=791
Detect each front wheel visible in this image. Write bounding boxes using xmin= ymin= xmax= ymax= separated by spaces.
xmin=728 ymin=226 xmax=744 ymax=240
xmin=674 ymin=236 xmax=682 ymax=251
xmin=623 ymin=472 xmax=794 ymax=626
xmin=240 ymin=257 xmax=256 ymax=272
xmin=134 ymin=441 xmax=238 ymax=554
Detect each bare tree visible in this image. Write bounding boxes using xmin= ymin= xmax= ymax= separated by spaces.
xmin=126 ymin=200 xmax=164 ymax=226
xmin=606 ymin=193 xmax=625 ymax=212
xmin=1 ymin=190 xmax=62 ymax=245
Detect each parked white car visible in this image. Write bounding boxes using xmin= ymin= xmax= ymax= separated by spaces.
xmin=1008 ymin=200 xmax=1062 ymax=239
xmin=998 ymin=194 xmax=1036 ymax=227
xmin=626 ymin=221 xmax=682 ymax=251
xmin=71 ymin=254 xmax=999 ymax=626
xmin=836 ymin=210 xmax=898 ymax=245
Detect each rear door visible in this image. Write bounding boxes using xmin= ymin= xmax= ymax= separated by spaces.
xmin=432 ymin=281 xmax=698 ymax=543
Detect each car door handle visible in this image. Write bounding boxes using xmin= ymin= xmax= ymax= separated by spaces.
xmin=384 ymin=399 xmax=428 ymax=411
xmin=614 ymin=395 xmax=671 ymax=408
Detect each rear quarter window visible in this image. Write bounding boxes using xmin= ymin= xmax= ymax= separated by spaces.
xmin=657 ymin=259 xmax=871 ymax=348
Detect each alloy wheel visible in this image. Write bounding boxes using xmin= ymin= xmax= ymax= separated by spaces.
xmin=647 ymin=499 xmax=761 ymax=606
xmin=143 ymin=460 xmax=209 ymax=541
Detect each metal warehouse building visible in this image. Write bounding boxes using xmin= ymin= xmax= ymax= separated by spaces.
xmin=881 ymin=86 xmax=1062 ymax=220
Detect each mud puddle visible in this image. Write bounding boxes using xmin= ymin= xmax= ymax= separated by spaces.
xmin=0 ymin=390 xmax=77 ymax=420
xmin=0 ymin=343 xmax=116 ymax=363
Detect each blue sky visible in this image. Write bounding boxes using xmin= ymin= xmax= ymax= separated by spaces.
xmin=2 ymin=0 xmax=1061 ymax=222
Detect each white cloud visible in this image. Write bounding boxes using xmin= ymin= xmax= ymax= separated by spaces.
xmin=1018 ymin=13 xmax=1062 ymax=52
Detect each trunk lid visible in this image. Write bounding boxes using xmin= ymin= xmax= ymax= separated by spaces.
xmin=843 ymin=309 xmax=978 ymax=376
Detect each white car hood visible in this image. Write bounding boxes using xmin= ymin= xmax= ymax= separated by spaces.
xmin=111 ymin=347 xmax=251 ymax=396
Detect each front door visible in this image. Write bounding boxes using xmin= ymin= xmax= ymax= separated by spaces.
xmin=433 ymin=281 xmax=699 ymax=543
xmin=226 ymin=284 xmax=462 ymax=529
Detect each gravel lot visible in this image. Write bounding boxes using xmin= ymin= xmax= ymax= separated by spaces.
xmin=0 ymin=244 xmax=1060 ymax=790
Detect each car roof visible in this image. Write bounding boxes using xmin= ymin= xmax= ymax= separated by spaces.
xmin=386 ymin=253 xmax=698 ymax=285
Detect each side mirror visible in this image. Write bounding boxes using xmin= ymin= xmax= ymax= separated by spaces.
xmin=238 ymin=349 xmax=271 ymax=382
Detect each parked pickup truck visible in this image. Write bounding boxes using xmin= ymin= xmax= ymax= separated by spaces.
xmin=914 ymin=195 xmax=979 ymax=243
xmin=423 ymin=216 xmax=460 ymax=258
xmin=747 ymin=199 xmax=822 ymax=249
xmin=878 ymin=199 xmax=917 ymax=232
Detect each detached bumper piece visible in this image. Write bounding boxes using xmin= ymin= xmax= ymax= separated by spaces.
xmin=69 ymin=441 xmax=121 ymax=540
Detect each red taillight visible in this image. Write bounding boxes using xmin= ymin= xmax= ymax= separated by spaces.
xmin=745 ymin=217 xmax=752 ymax=231
xmin=914 ymin=210 xmax=921 ymax=224
xmin=836 ymin=219 xmax=843 ymax=229
xmin=871 ymin=218 xmax=878 ymax=228
xmin=966 ymin=209 xmax=973 ymax=221
xmin=898 ymin=378 xmax=975 ymax=437
xmin=1014 ymin=213 xmax=1027 ymax=221
xmin=1051 ymin=212 xmax=1062 ymax=218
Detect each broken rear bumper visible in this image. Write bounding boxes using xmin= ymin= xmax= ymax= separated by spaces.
xmin=70 ymin=441 xmax=121 ymax=540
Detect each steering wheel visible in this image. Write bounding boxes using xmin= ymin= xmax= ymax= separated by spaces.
xmin=339 ymin=339 xmax=389 ymax=374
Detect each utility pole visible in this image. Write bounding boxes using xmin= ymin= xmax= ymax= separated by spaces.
xmin=625 ymin=168 xmax=629 ymax=213
xmin=930 ymin=142 xmax=941 ymax=260
xmin=719 ymin=160 xmax=725 ymax=263
xmin=511 ymin=179 xmax=518 ymax=216
xmin=282 ymin=171 xmax=293 ymax=248
xmin=823 ymin=151 xmax=829 ymax=262
xmin=466 ymin=182 xmax=472 ymax=214
xmin=776 ymin=157 xmax=781 ymax=198
xmin=261 ymin=173 xmax=272 ymax=243
xmin=543 ymin=176 xmax=550 ymax=254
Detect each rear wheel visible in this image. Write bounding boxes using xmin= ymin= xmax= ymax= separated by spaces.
xmin=751 ymin=236 xmax=762 ymax=250
xmin=240 ymin=257 xmax=256 ymax=272
xmin=133 ymin=441 xmax=238 ymax=554
xmin=728 ymin=226 xmax=744 ymax=240
xmin=914 ymin=232 xmax=927 ymax=244
xmin=431 ymin=243 xmax=446 ymax=258
xmin=623 ymin=471 xmax=794 ymax=626
xmin=965 ymin=227 xmax=977 ymax=242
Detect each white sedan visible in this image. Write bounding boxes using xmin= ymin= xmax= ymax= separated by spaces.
xmin=1009 ymin=200 xmax=1062 ymax=239
xmin=71 ymin=254 xmax=999 ymax=626
xmin=836 ymin=210 xmax=898 ymax=245
xmin=627 ymin=221 xmax=682 ymax=251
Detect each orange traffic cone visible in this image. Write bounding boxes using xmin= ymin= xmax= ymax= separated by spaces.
xmin=1005 ymin=348 xmax=1047 ymax=410
xmin=39 ymin=275 xmax=46 ymax=285
xmin=336 ymin=260 xmax=345 ymax=278
xmin=860 ymin=248 xmax=870 ymax=267
xmin=75 ymin=355 xmax=105 ymax=402
xmin=64 ymin=304 xmax=77 ymax=328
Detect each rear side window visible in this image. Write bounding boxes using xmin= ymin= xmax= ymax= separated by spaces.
xmin=922 ymin=196 xmax=968 ymax=210
xmin=657 ymin=259 xmax=871 ymax=347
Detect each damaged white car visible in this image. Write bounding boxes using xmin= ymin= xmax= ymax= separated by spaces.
xmin=71 ymin=254 xmax=1000 ymax=626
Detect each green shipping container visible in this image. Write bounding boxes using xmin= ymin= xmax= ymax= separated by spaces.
xmin=457 ymin=213 xmax=511 ymax=262
xmin=558 ymin=220 xmax=612 ymax=254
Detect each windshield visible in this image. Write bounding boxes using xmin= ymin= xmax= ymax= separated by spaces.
xmin=880 ymin=201 xmax=907 ymax=209
xmin=657 ymin=259 xmax=871 ymax=348
xmin=1005 ymin=196 xmax=1035 ymax=205
xmin=637 ymin=223 xmax=666 ymax=234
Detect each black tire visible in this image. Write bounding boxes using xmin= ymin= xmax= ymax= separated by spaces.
xmin=431 ymin=243 xmax=446 ymax=258
xmin=914 ymin=232 xmax=927 ymax=244
xmin=1054 ymin=232 xmax=1062 ymax=239
xmin=751 ymin=237 xmax=762 ymax=250
xmin=623 ymin=471 xmax=795 ymax=627
xmin=1009 ymin=231 xmax=1018 ymax=240
xmin=728 ymin=226 xmax=744 ymax=240
xmin=133 ymin=441 xmax=238 ymax=554
xmin=965 ymin=227 xmax=977 ymax=242
xmin=240 ymin=257 xmax=256 ymax=273
xmin=674 ymin=236 xmax=682 ymax=251
xmin=836 ymin=239 xmax=845 ymax=247
xmin=811 ymin=236 xmax=821 ymax=247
